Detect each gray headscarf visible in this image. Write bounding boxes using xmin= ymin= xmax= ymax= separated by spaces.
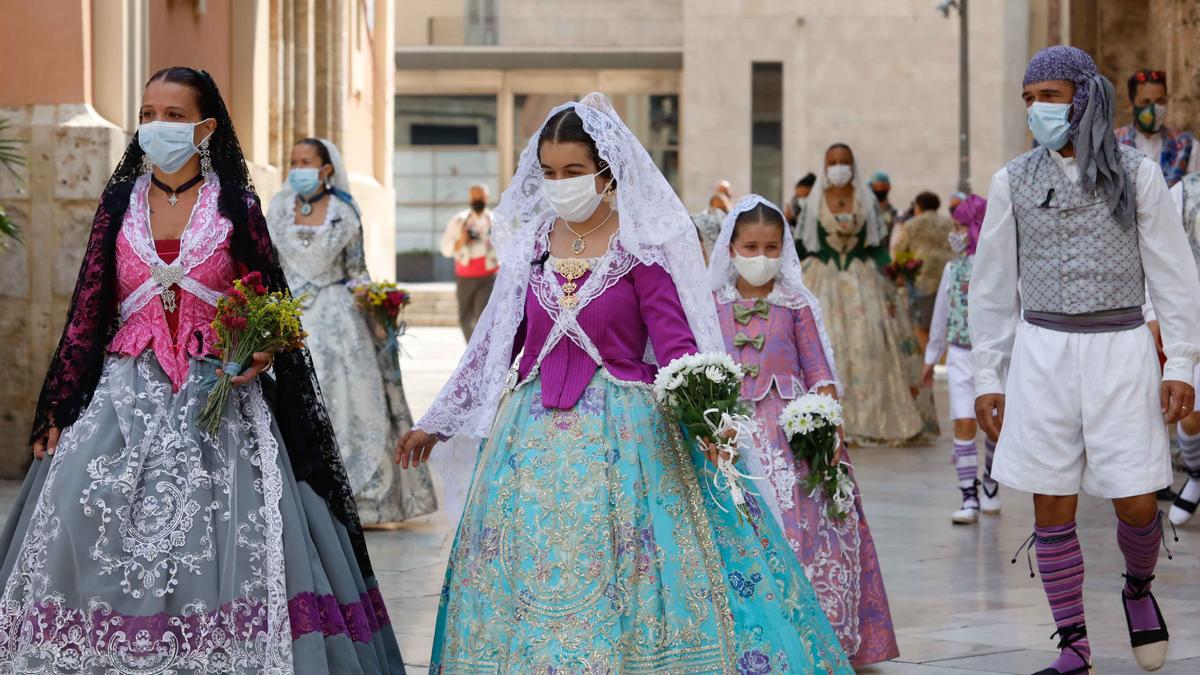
xmin=1023 ymin=46 xmax=1134 ymax=228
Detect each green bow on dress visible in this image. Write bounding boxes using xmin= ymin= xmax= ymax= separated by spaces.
xmin=733 ymin=332 xmax=765 ymax=350
xmin=733 ymin=299 xmax=770 ymax=325
xmin=740 ymin=363 xmax=761 ymax=377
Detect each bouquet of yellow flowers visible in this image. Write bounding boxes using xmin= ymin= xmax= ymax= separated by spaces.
xmin=198 ymin=272 xmax=308 ymax=435
xmin=353 ymin=281 xmax=411 ymax=380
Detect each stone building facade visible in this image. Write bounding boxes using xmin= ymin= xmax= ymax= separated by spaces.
xmin=0 ymin=0 xmax=397 ymax=474
xmin=395 ymin=1 xmax=1200 ymax=281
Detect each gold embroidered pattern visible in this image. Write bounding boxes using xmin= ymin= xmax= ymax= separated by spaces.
xmin=553 ymin=257 xmax=592 ymax=309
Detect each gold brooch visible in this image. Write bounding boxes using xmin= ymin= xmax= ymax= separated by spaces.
xmin=554 ymin=257 xmax=592 ymax=309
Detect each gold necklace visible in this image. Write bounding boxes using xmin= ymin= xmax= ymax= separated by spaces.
xmin=562 ymin=207 xmax=614 ymax=255
xmin=553 ymin=257 xmax=592 ymax=309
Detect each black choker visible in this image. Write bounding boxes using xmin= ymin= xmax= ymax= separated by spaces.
xmin=297 ymin=188 xmax=330 ymax=216
xmin=151 ymin=174 xmax=204 ymax=207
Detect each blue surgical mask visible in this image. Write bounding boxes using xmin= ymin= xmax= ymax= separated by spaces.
xmin=138 ymin=120 xmax=213 ymax=174
xmin=288 ymin=168 xmax=323 ymax=196
xmin=1027 ymin=102 xmax=1072 ymax=151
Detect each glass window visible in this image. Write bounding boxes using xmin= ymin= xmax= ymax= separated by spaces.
xmin=395 ymin=95 xmax=500 ymax=280
xmin=751 ymin=63 xmax=783 ymax=205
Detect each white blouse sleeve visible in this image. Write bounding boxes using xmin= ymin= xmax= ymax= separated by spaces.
xmin=1135 ymin=157 xmax=1200 ymax=383
xmin=967 ymin=168 xmax=1019 ymax=396
xmin=924 ymin=261 xmax=953 ymax=366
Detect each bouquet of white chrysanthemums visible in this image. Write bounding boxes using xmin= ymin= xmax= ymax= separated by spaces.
xmin=780 ymin=393 xmax=854 ymax=520
xmin=654 ymin=352 xmax=758 ymax=516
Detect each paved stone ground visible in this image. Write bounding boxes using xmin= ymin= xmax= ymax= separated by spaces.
xmin=4 ymin=326 xmax=1198 ymax=673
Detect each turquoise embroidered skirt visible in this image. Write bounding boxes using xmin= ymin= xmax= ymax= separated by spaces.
xmin=430 ymin=371 xmax=851 ymax=674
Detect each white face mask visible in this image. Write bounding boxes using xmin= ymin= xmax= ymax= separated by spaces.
xmin=826 ymin=164 xmax=853 ymax=187
xmin=542 ymin=171 xmax=612 ymax=223
xmin=138 ymin=120 xmax=213 ymax=174
xmin=732 ymin=254 xmax=783 ymax=288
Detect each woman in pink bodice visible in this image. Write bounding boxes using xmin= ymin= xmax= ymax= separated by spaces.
xmin=1 ymin=67 xmax=404 ymax=673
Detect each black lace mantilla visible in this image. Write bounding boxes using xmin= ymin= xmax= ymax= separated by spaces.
xmin=30 ymin=67 xmax=374 ymax=577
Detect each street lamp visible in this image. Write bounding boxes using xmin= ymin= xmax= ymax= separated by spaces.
xmin=937 ymin=0 xmax=971 ymax=194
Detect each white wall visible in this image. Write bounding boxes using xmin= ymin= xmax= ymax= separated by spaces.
xmin=681 ymin=0 xmax=1030 ymax=209
xmin=498 ymin=0 xmax=683 ymax=47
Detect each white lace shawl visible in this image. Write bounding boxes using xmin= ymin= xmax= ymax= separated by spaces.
xmin=797 ymin=155 xmax=885 ymax=254
xmin=709 ymin=194 xmax=842 ymax=395
xmin=417 ymin=93 xmax=722 ymax=439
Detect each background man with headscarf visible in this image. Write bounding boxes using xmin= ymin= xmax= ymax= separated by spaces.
xmin=970 ymin=45 xmax=1200 ymax=675
xmin=1115 ymin=69 xmax=1199 ymax=188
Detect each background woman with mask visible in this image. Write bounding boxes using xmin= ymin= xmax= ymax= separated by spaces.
xmin=396 ymin=93 xmax=851 ymax=673
xmin=268 ymin=137 xmax=437 ymax=526
xmin=797 ymin=143 xmax=934 ymax=444
xmin=6 ymin=68 xmax=404 ymax=673
xmin=712 ymin=195 xmax=899 ymax=666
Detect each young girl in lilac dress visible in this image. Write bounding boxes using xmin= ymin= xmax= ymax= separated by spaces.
xmin=710 ymin=195 xmax=899 ymax=666
xmin=3 ymin=67 xmax=403 ymax=673
xmin=396 ymin=94 xmax=851 ymax=673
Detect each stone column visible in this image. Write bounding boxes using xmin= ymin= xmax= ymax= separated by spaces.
xmin=0 ymin=1 xmax=130 ymax=473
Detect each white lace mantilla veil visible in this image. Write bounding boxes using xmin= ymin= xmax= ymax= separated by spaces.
xmin=709 ymin=194 xmax=842 ymax=395
xmin=797 ymin=150 xmax=884 ymax=254
xmin=417 ymin=92 xmax=723 ymax=439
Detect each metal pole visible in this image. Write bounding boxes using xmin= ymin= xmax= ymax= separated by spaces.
xmin=958 ymin=0 xmax=971 ymax=194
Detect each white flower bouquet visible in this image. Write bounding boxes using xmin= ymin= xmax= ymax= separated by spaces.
xmin=654 ymin=352 xmax=758 ymax=516
xmin=780 ymin=393 xmax=855 ymax=520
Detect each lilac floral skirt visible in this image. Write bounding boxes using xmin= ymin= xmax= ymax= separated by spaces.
xmin=749 ymin=392 xmax=900 ymax=667
xmin=0 ymin=354 xmax=404 ymax=674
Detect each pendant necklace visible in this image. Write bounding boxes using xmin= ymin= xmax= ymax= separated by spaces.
xmin=297 ymin=188 xmax=330 ymax=216
xmin=151 ymin=173 xmax=204 ymax=207
xmin=562 ymin=207 xmax=615 ymax=255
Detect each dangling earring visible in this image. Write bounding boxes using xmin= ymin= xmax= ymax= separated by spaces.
xmin=324 ymin=176 xmax=334 ymax=191
xmin=602 ymin=187 xmax=618 ymax=210
xmin=141 ymin=154 xmax=153 ymax=174
xmin=199 ymin=137 xmax=213 ymax=175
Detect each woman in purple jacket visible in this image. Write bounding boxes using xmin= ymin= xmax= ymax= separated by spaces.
xmin=395 ymin=94 xmax=851 ymax=673
xmin=711 ymin=196 xmax=898 ymax=667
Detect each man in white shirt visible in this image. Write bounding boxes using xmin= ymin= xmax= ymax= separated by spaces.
xmin=1166 ymin=172 xmax=1200 ymax=526
xmin=1114 ymin=69 xmax=1199 ymax=188
xmin=440 ymin=184 xmax=498 ymax=341
xmin=970 ymin=46 xmax=1200 ymax=675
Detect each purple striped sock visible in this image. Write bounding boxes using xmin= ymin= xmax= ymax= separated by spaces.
xmin=1035 ymin=521 xmax=1091 ymax=669
xmin=983 ymin=438 xmax=997 ymax=483
xmin=953 ymin=438 xmax=978 ymax=485
xmin=1117 ymin=513 xmax=1164 ymax=632
xmin=1178 ymin=426 xmax=1200 ymax=471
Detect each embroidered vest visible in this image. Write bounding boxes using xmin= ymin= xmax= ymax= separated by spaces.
xmin=946 ymin=256 xmax=972 ymax=347
xmin=1183 ymin=173 xmax=1200 ymax=282
xmin=1008 ymin=145 xmax=1145 ymax=315
xmin=1115 ymin=125 xmax=1195 ymax=187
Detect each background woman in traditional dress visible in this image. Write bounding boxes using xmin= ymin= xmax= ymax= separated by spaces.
xmin=797 ymin=143 xmax=937 ymax=444
xmin=396 ymin=94 xmax=851 ymax=673
xmin=5 ymin=67 xmax=403 ymax=673
xmin=268 ymin=138 xmax=436 ymax=526
xmin=711 ymin=195 xmax=899 ymax=666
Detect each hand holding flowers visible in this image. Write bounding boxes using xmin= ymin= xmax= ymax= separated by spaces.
xmin=197 ymin=272 xmax=309 ymax=435
xmin=353 ymin=281 xmax=411 ymax=380
xmin=780 ymin=392 xmax=855 ymax=520
xmin=654 ymin=352 xmax=759 ymax=516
